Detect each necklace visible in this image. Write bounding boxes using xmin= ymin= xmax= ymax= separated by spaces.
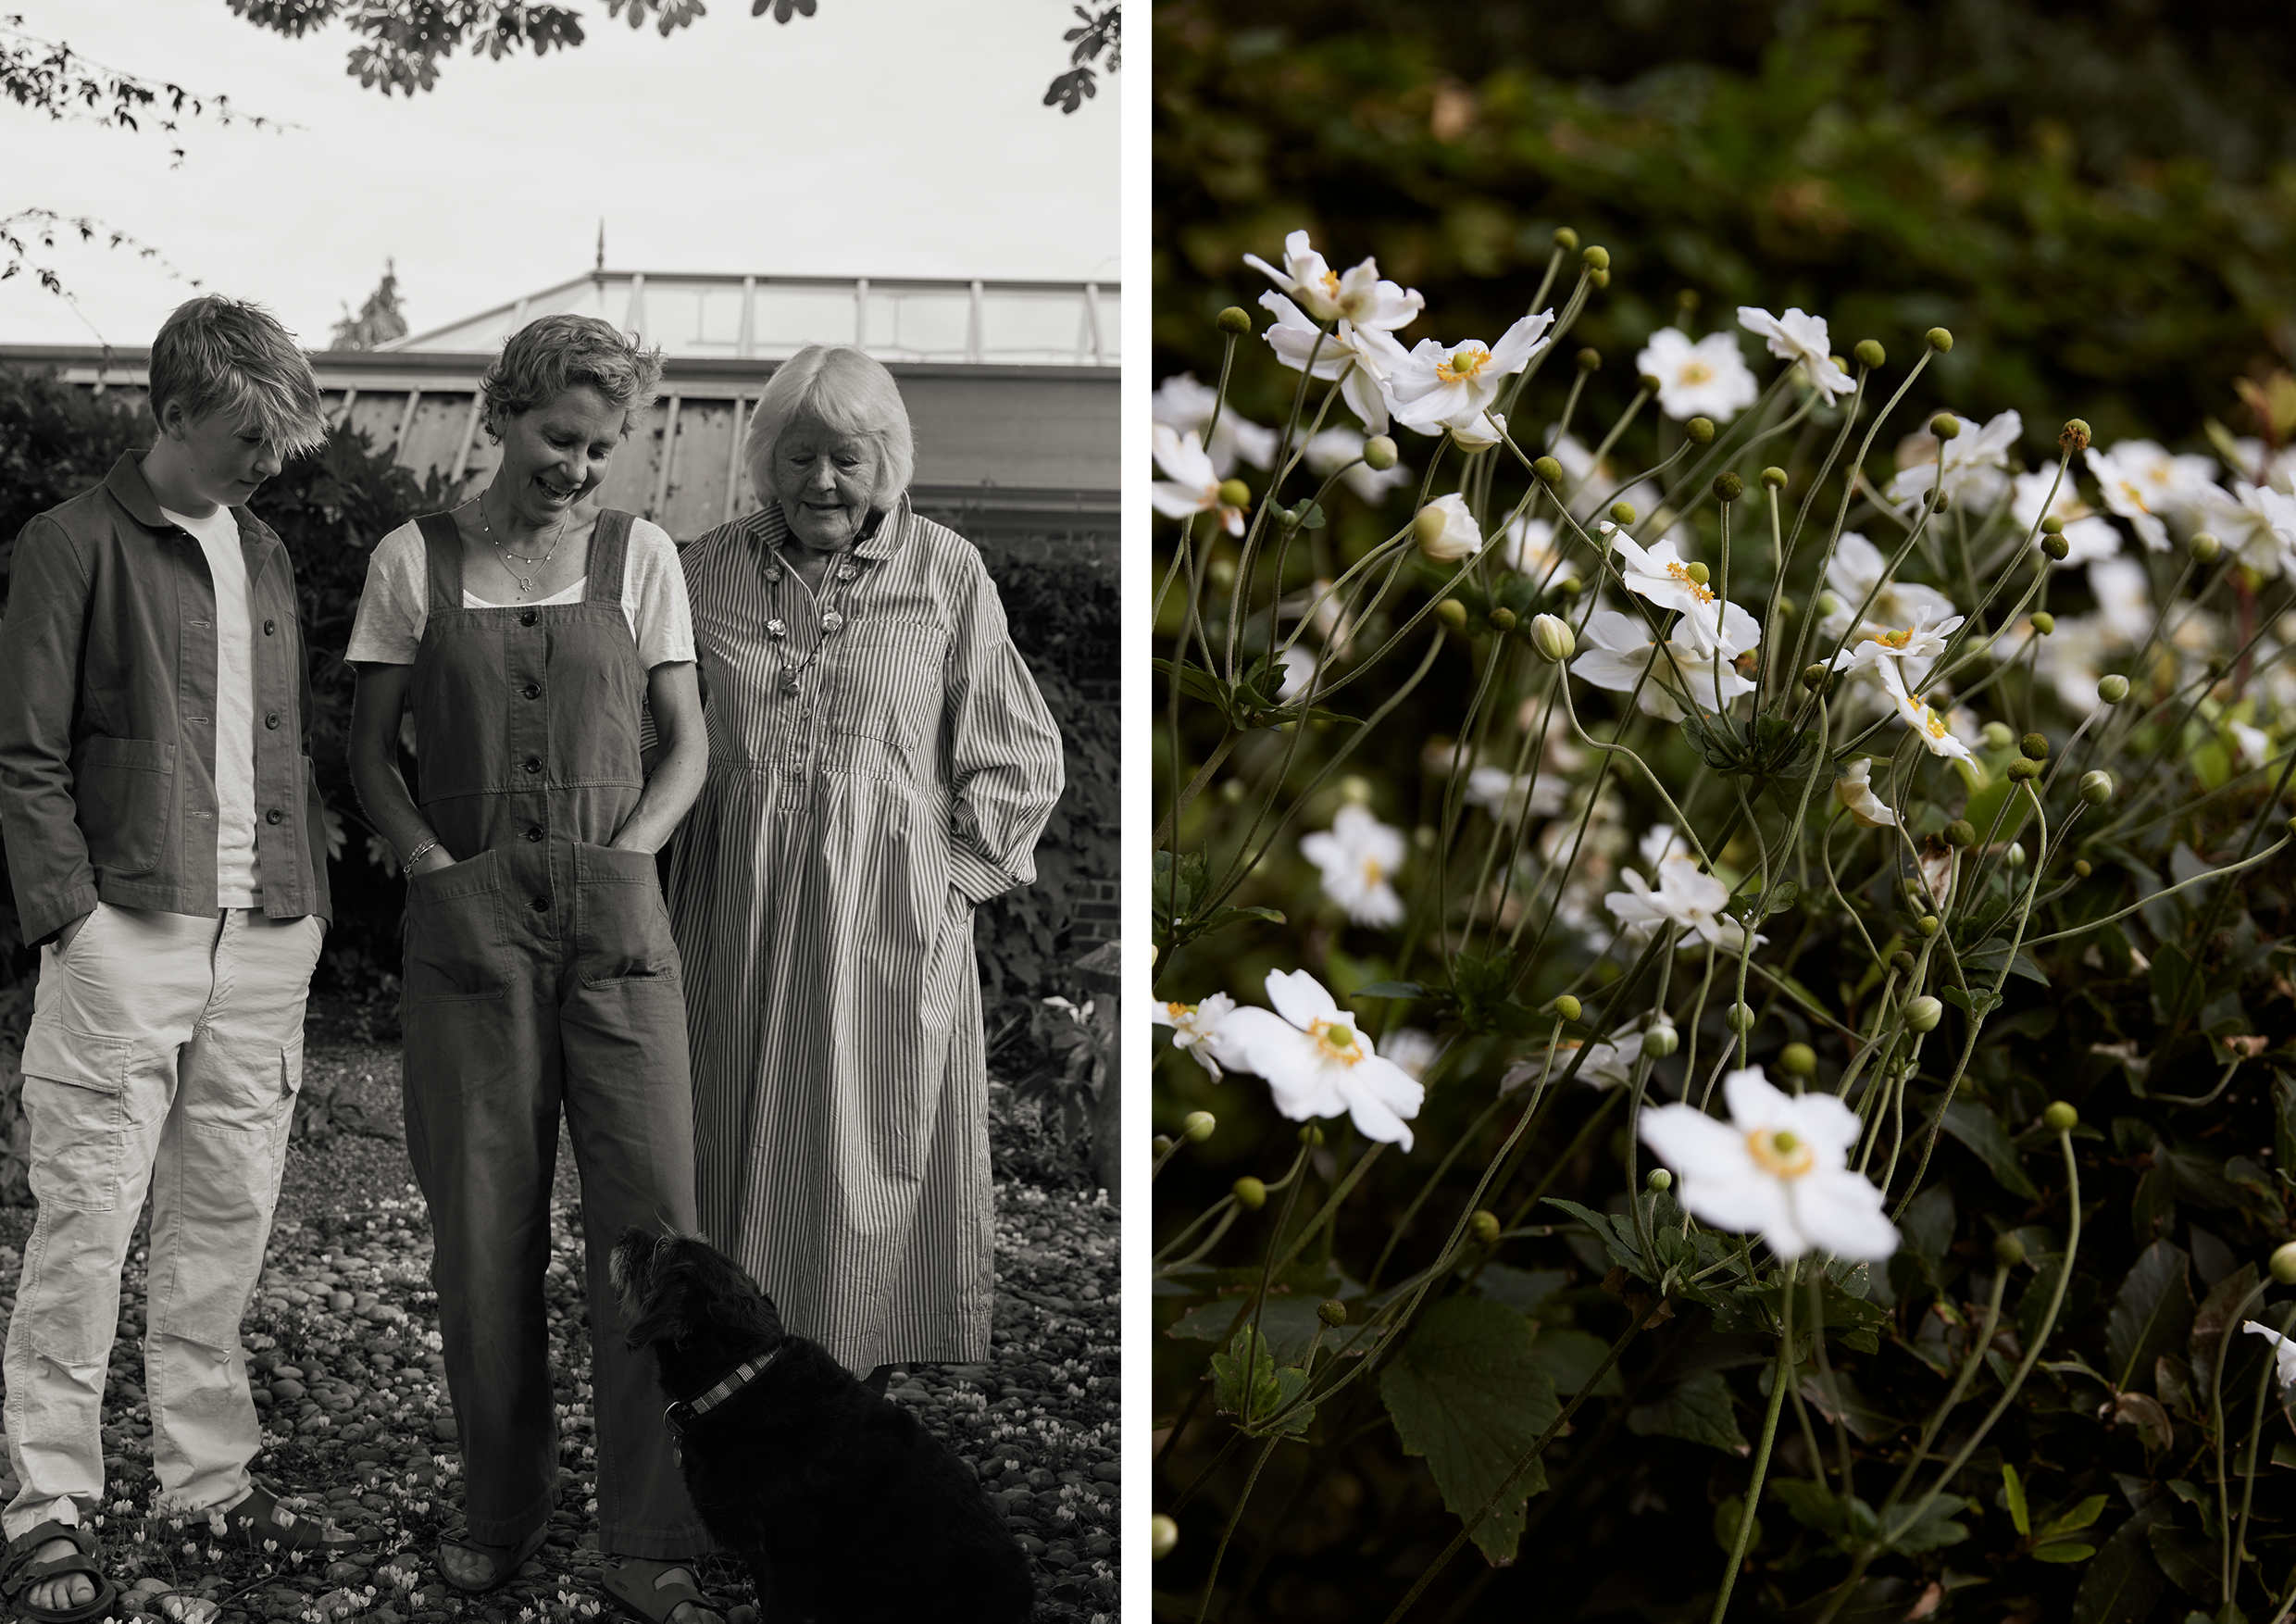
xmin=475 ymin=492 xmax=570 ymax=595
xmin=762 ymin=543 xmax=861 ymax=697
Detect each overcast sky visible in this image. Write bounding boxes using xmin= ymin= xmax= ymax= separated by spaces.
xmin=0 ymin=0 xmax=1120 ymax=350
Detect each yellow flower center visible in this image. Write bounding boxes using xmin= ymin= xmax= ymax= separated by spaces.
xmin=1309 ymin=1018 xmax=1365 ymax=1067
xmin=1868 ymin=627 xmax=1914 ymax=650
xmin=1746 ymin=1127 xmax=1815 ymax=1180
xmin=1317 ymin=269 xmax=1341 ymax=301
xmin=1361 ymin=857 xmax=1386 ymax=888
xmin=1665 ymin=560 xmax=1717 ymax=603
xmin=1438 ymin=345 xmax=1491 ymax=382
xmin=1679 ymin=360 xmax=1713 ymax=385
xmin=1922 ymin=708 xmax=1950 ymax=740
xmin=2117 ymin=479 xmax=2152 ymax=513
xmin=1165 ymin=1001 xmax=1194 ymax=1021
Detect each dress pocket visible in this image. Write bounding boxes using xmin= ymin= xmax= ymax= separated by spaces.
xmin=573 ymin=842 xmax=680 ymax=987
xmin=827 ymin=622 xmax=949 ymax=782
xmin=72 ymin=735 xmax=176 ymax=875
xmin=403 ymin=850 xmax=507 ymax=1002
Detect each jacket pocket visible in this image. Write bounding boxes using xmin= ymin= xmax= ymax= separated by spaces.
xmin=72 ymin=735 xmax=176 ymax=876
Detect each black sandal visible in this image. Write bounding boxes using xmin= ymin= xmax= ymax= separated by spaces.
xmin=213 ymin=1484 xmax=361 ymax=1552
xmin=0 ymin=1520 xmax=119 ymax=1624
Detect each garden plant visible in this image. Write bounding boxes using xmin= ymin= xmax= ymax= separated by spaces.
xmin=1149 ymin=219 xmax=2296 ymax=1624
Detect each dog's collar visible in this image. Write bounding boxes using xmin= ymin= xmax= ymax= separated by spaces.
xmin=664 ymin=1348 xmax=780 ymax=1438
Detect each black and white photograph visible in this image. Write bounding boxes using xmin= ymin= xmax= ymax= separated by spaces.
xmin=0 ymin=5 xmax=1121 ymax=1620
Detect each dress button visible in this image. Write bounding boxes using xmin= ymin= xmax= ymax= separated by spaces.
xmin=263 ymin=619 xmax=276 ymax=635
xmin=519 ymin=610 xmax=538 ymax=627
xmin=525 ymin=825 xmax=543 ymax=843
xmin=523 ymin=683 xmax=541 ymax=700
xmin=265 ymin=713 xmax=281 ymax=730
xmin=524 ymin=758 xmax=543 ymax=775
xmin=530 ymin=896 xmax=549 ymax=912
xmin=265 ymin=809 xmax=283 ymax=825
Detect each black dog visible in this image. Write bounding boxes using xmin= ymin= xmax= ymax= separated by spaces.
xmin=611 ymin=1228 xmax=1036 ymax=1624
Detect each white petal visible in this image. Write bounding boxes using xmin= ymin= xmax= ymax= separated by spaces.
xmin=1265 ymin=968 xmax=1341 ymax=1031
xmin=1720 ymin=1067 xmax=1791 ymax=1131
xmin=1788 ymin=1170 xmax=1900 ymax=1260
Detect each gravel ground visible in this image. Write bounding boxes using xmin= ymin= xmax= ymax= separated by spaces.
xmin=0 ymin=1006 xmax=1120 ymax=1623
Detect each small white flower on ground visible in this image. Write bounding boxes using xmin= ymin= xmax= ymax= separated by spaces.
xmin=1887 ymin=409 xmax=2022 ymax=513
xmin=1878 ymin=661 xmax=1976 ymax=760
xmin=1635 ymin=328 xmax=1759 ymax=422
xmin=2009 ymin=468 xmax=2121 ymax=563
xmin=1416 ymin=493 xmax=1484 ymax=561
xmin=1829 ymin=603 xmax=1965 ymax=680
xmin=1300 ymin=806 xmax=1408 ymax=926
xmin=1152 ymin=993 xmax=1241 ymax=1080
xmin=1605 ymin=845 xmax=1761 ymax=953
xmin=1275 ymin=647 xmax=1317 ymax=705
xmin=1502 ymin=1029 xmax=1644 ymax=1093
xmin=1736 ymin=306 xmax=1855 ymax=403
xmin=1384 ymin=312 xmax=1556 ymax=438
xmin=1243 ymin=230 xmax=1425 ymax=329
xmin=1502 ymin=512 xmax=1560 ymax=577
xmin=1465 ymin=765 xmax=1566 ymax=825
xmin=1380 ymin=1028 xmax=1442 ymax=1081
xmin=1640 ymin=1065 xmax=1900 ymax=1261
xmin=1834 ymin=759 xmax=1898 ymax=827
xmin=1150 ymin=426 xmax=1245 ymax=535
xmin=1218 ymin=969 xmax=1427 ymax=1150
xmin=1304 ymin=427 xmax=1412 ymax=504
xmin=1260 ymin=294 xmax=1411 ymax=434
xmin=2245 ymin=1321 xmax=2296 ymax=1393
xmin=2085 ymin=444 xmax=2173 ymax=552
xmin=1151 ymin=373 xmax=1277 ymax=475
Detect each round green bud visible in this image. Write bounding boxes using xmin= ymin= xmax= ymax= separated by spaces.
xmin=1726 ymin=1002 xmax=1756 ymax=1033
xmin=1778 ymin=1042 xmax=1816 ymax=1078
xmin=1583 ymin=244 xmax=1611 ymax=270
xmin=1777 ymin=594 xmax=1796 ymax=618
xmin=1219 ymin=778 xmax=1246 ymax=804
xmin=1298 ymin=1123 xmax=1324 ymax=1147
xmin=2060 ymin=418 xmax=2091 ymax=454
xmin=1554 ymin=226 xmax=1579 ymax=252
xmin=1993 ymin=1232 xmax=2027 ymax=1269
xmin=1905 ymin=995 xmax=1944 ymax=1033
xmin=1816 ymin=591 xmax=1841 ymax=618
xmin=1802 ymin=663 xmax=1834 ymax=694
xmin=1362 ymin=434 xmax=1399 ymax=471
xmin=1532 ymin=455 xmax=1565 ymax=488
xmin=1217 ymin=479 xmax=1253 ymax=512
xmin=2097 ymin=673 xmax=2129 ymax=704
xmin=1853 ymin=339 xmax=1886 ymax=369
xmin=1488 ymin=606 xmax=1517 ymax=633
xmin=1686 ymin=417 xmax=1716 ymax=446
xmin=1207 ymin=556 xmax=1237 ymax=590
xmin=1317 ymin=1298 xmax=1348 ymax=1327
xmin=1929 ymin=411 xmax=1962 ymax=441
xmin=1982 ymin=720 xmax=2014 ymax=750
xmin=1576 ymin=347 xmax=1602 ymax=374
xmin=1152 ymin=1133 xmax=1174 ymax=1156
xmin=1931 ymin=487 xmax=1952 ymax=513
xmin=2004 ymin=756 xmax=2040 ymax=781
xmin=1339 ymin=776 xmax=1374 ymax=806
xmin=1683 ymin=560 xmax=1711 ymax=586
xmin=2042 ymin=534 xmax=2071 ymax=561
xmin=2041 ymin=1100 xmax=2078 ymax=1133
xmin=1182 ymin=1110 xmax=1216 ymax=1143
xmin=2073 ymin=858 xmax=2092 ymax=878
xmin=1646 ymin=1168 xmax=1673 ymax=1193
xmin=2079 ymin=769 xmax=2114 ymax=806
xmin=1940 ymin=820 xmax=1974 ymax=849
xmin=1469 ymin=1210 xmax=1502 ymax=1246
xmin=1591 ymin=268 xmax=1610 ymax=290
xmin=1713 ymin=471 xmax=1742 ymax=503
xmin=1642 ymin=1024 xmax=1679 ymax=1058
xmin=1637 ymin=373 xmax=1664 ymax=395
xmin=2272 ymin=1243 xmax=2296 ymax=1287
xmin=1678 ymin=289 xmax=1702 ymax=312
xmin=2030 ymin=612 xmax=2055 ymax=635
xmin=2039 ymin=514 xmax=2064 ymax=535
xmin=1530 ymin=612 xmax=1576 ymax=663
xmin=1761 ymin=466 xmax=1789 ymax=490
xmin=1553 ymin=994 xmax=1583 ymax=1022
xmin=1217 ymin=306 xmax=1254 ymax=336
xmin=2191 ymin=531 xmax=2222 ymax=564
xmin=1926 ymin=327 xmax=1953 ymax=353
xmin=1916 ymin=914 xmax=1940 ymax=937
xmin=1890 ymin=949 xmax=1918 ymax=976
xmin=1609 ymin=500 xmax=1638 ymax=526
xmin=1553 ymin=575 xmax=1583 ymax=597
xmin=1231 ymin=1176 xmax=1267 ymax=1211
xmin=1433 ymin=598 xmax=1469 ymax=633
xmin=2020 ymin=731 xmax=2049 ymax=760
xmin=1151 ymin=1514 xmax=1179 ymax=1560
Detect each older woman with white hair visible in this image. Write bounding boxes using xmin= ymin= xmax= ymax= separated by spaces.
xmin=666 ymin=344 xmax=1063 ymax=1393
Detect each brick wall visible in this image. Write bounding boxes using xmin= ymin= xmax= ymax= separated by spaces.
xmin=1073 ymin=877 xmax=1120 ymax=948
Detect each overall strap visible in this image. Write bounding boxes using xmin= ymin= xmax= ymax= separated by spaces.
xmin=414 ymin=512 xmax=465 ymax=612
xmin=585 ymin=510 xmax=634 ymax=608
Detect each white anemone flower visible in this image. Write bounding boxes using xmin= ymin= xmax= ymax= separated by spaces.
xmin=2100 ymin=439 xmax=2217 ymax=521
xmin=1384 ymin=312 xmax=1556 ymax=439
xmin=2088 ymin=557 xmax=2154 ymax=645
xmin=2010 ymin=469 xmax=2122 ymax=563
xmin=1218 ymin=969 xmax=1427 ymax=1150
xmin=1736 ymin=306 xmax=1855 ymax=404
xmin=1465 ymin=765 xmax=1567 ymax=825
xmin=1886 ymin=409 xmax=2022 ymax=514
xmin=1304 ymin=427 xmax=1413 ymax=505
xmin=1150 ymin=426 xmax=1245 ymax=535
xmin=1818 ymin=532 xmax=1958 ymax=640
xmin=2244 ymin=1321 xmax=2296 ymax=1394
xmin=1151 ymin=373 xmax=1277 ymax=477
xmin=1605 ymin=848 xmax=1760 ymax=953
xmin=1829 ymin=603 xmax=1965 ymax=680
xmin=1275 ymin=647 xmax=1318 ymax=705
xmin=1878 ymin=661 xmax=1975 ymax=760
xmin=1605 ymin=528 xmax=1719 ymax=622
xmin=1572 ymin=605 xmax=1759 ymax=721
xmin=1152 ymin=993 xmax=1242 ymax=1080
xmin=2000 ymin=611 xmax=2115 ymax=715
xmin=1261 ymin=293 xmax=1411 ymax=434
xmin=1640 ymin=1065 xmax=1899 ymax=1261
xmin=2085 ymin=445 xmax=2173 ymax=552
xmin=1502 ymin=1030 xmax=1644 ymax=1093
xmin=2232 ymin=720 xmax=2271 ymax=770
xmin=1416 ymin=493 xmax=1484 ymax=561
xmin=1502 ymin=513 xmax=1561 ymax=577
xmin=1635 ymin=328 xmax=1759 ymax=422
xmin=1300 ymin=806 xmax=1408 ymax=927
xmin=1243 ymin=230 xmax=1425 ymax=330
xmin=1380 ymin=1028 xmax=1443 ymax=1082
xmin=1833 ymin=760 xmax=1898 ymax=828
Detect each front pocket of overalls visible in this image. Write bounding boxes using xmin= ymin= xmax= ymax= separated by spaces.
xmin=19 ymin=1018 xmax=130 ymax=1212
xmin=573 ymin=843 xmax=679 ymax=987
xmin=403 ymin=852 xmax=508 ymax=1002
xmin=71 ymin=736 xmax=176 ymax=875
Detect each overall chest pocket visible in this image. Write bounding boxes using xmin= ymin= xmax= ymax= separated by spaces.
xmin=824 ymin=621 xmax=948 ymax=782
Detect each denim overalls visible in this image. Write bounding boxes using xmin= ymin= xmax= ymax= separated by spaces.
xmin=397 ymin=509 xmax=706 ymax=1560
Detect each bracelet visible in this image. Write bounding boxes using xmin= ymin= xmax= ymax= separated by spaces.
xmin=401 ymin=837 xmax=440 ymax=876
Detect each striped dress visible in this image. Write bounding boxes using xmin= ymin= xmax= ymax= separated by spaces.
xmin=664 ymin=495 xmax=1064 ymax=1374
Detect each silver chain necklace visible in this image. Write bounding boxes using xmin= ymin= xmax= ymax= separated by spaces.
xmin=476 ymin=492 xmax=570 ymax=595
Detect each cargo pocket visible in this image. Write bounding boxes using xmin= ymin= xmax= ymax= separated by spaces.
xmin=19 ymin=1018 xmax=131 ymax=1212
xmin=72 ymin=736 xmax=176 ymax=875
xmin=403 ymin=851 xmax=508 ymax=1002
xmin=574 ymin=843 xmax=680 ymax=987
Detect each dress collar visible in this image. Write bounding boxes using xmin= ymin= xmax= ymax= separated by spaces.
xmin=749 ymin=491 xmax=912 ymax=568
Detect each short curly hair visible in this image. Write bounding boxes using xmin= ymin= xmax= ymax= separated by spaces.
xmin=742 ymin=344 xmax=915 ymax=510
xmin=480 ymin=314 xmax=665 ymax=439
xmin=147 ymin=294 xmax=327 ymax=455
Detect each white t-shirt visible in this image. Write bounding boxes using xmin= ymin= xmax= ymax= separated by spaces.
xmin=161 ymin=503 xmax=261 ymax=907
xmin=346 ymin=515 xmax=696 ymax=668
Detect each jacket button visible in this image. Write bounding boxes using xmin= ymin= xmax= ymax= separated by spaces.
xmin=525 ymin=825 xmax=544 ymax=843
xmin=524 ymin=758 xmax=543 ymax=775
xmin=520 ymin=610 xmax=538 ymax=627
xmin=263 ymin=619 xmax=276 ymax=635
xmin=530 ymin=895 xmax=550 ymax=912
xmin=266 ymin=809 xmax=284 ymax=825
xmin=523 ymin=683 xmax=541 ymax=700
xmin=265 ymin=713 xmax=281 ymax=730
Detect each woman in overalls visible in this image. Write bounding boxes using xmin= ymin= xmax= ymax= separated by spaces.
xmin=346 ymin=315 xmax=719 ymax=1624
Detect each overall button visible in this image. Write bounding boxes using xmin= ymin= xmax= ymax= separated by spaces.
xmin=522 ymin=683 xmax=541 ymax=699
xmin=524 ymin=758 xmax=543 ymax=775
xmin=265 ymin=809 xmax=284 ymax=825
xmin=263 ymin=619 xmax=277 ymax=635
xmin=265 ymin=713 xmax=281 ymax=730
xmin=523 ymin=826 xmax=543 ymax=843
xmin=519 ymin=609 xmax=538 ymax=627
xmin=530 ymin=896 xmax=550 ymax=912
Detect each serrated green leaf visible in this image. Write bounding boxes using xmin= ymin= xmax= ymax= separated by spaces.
xmin=1543 ymin=1198 xmax=1645 ymax=1278
xmin=1525 ymin=1326 xmax=1625 ymax=1399
xmin=1940 ymin=1097 xmax=2041 ymax=1199
xmin=1628 ymin=1368 xmax=1747 ymax=1455
xmin=1208 ymin=1325 xmax=1314 ymax=1437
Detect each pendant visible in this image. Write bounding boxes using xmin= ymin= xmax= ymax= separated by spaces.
xmin=836 ymin=563 xmax=857 ymax=582
xmin=767 ymin=618 xmax=787 ymax=639
xmin=821 ymin=610 xmax=845 ymax=634
xmin=781 ymin=680 xmax=800 ymax=697
xmin=765 ymin=564 xmax=783 ymax=583
xmin=517 ymin=575 xmax=533 ymax=592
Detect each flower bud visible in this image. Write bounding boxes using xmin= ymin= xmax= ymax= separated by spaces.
xmin=2039 ymin=514 xmax=2065 ymax=535
xmin=1182 ymin=1110 xmax=1217 ymax=1143
xmin=1779 ymin=1043 xmax=1816 ymax=1077
xmin=1929 ymin=411 xmax=1962 ymax=441
xmin=1583 ymin=244 xmax=1611 ymax=271
xmin=2020 ymin=731 xmax=2049 ymax=760
xmin=2060 ymin=418 xmax=2091 ymax=455
xmin=2004 ymin=756 xmax=2040 ymax=781
xmin=1298 ymin=1123 xmax=1324 ymax=1146
xmin=1777 ymin=594 xmax=1796 ymax=618
xmin=1416 ymin=495 xmax=1482 ymax=561
xmin=2041 ymin=1100 xmax=2078 ymax=1133
xmin=1609 ymin=500 xmax=1638 ymax=526
xmin=1208 ymin=556 xmax=1237 ymax=590
xmin=1554 ymin=226 xmax=1579 ymax=252
xmin=2097 ymin=673 xmax=2129 ymax=703
xmin=1713 ymin=471 xmax=1742 ymax=503
xmin=1434 ymin=599 xmax=1468 ymax=633
xmin=1363 ymin=434 xmax=1399 ymax=471
xmin=2273 ymin=1243 xmax=2296 ymax=1287
xmin=1802 ymin=663 xmax=1834 ymax=693
xmin=1685 ymin=416 xmax=1716 ymax=445
xmin=1926 ymin=327 xmax=1953 ymax=353
xmin=1643 ymin=1024 xmax=1679 ymax=1057
xmin=1553 ymin=993 xmax=1583 ymax=1022
xmin=1217 ymin=306 xmax=1254 ymax=335
xmin=1638 ymin=373 xmax=1663 ymax=395
xmin=1533 ymin=455 xmax=1565 ymax=487
xmin=1890 ymin=948 xmax=1918 ymax=976
xmin=1217 ymin=479 xmax=1252 ymax=510
xmin=1944 ymin=819 xmax=1976 ymax=846
xmin=2004 ymin=842 xmax=2028 ymax=868
xmin=1646 ymin=1168 xmax=1673 ymax=1193
xmin=1916 ymin=914 xmax=1940 ymax=937
xmin=1151 ymin=1515 xmax=1179 ymax=1560
xmin=1530 ymin=612 xmax=1576 ymax=663
xmin=1317 ymin=1298 xmax=1348 ymax=1327
xmin=1576 ymin=347 xmax=1602 ymax=374
xmin=1338 ymin=775 xmax=1372 ymax=805
xmin=1828 ymin=356 xmax=1849 ymax=377
xmin=1553 ymin=575 xmax=1582 ymax=597
xmin=1469 ymin=1210 xmax=1502 ymax=1246
xmin=2079 ymin=769 xmax=2114 ymax=806
xmin=1591 ymin=268 xmax=1610 ymax=289
xmin=1231 ymin=1176 xmax=1267 ymax=1211
xmin=1930 ymin=487 xmax=1952 ymax=512
xmin=1981 ymin=720 xmax=2014 ymax=750
xmin=1152 ymin=1133 xmax=1174 ymax=1156
xmin=2042 ymin=534 xmax=2071 ymax=561
xmin=1726 ymin=1002 xmax=1755 ymax=1033
xmin=1684 ymin=560 xmax=1711 ymax=585
xmin=2072 ymin=858 xmax=2091 ymax=878
xmin=2030 ymin=612 xmax=2054 ymax=635
xmin=1905 ymin=995 xmax=1944 ymax=1033
xmin=1851 ymin=338 xmax=1884 ymax=369
xmin=1761 ymin=466 xmax=1788 ymax=490
xmin=1488 ymin=606 xmax=1517 ymax=633
xmin=2190 ymin=531 xmax=2222 ymax=564
xmin=1993 ymin=1232 xmax=2026 ymax=1268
